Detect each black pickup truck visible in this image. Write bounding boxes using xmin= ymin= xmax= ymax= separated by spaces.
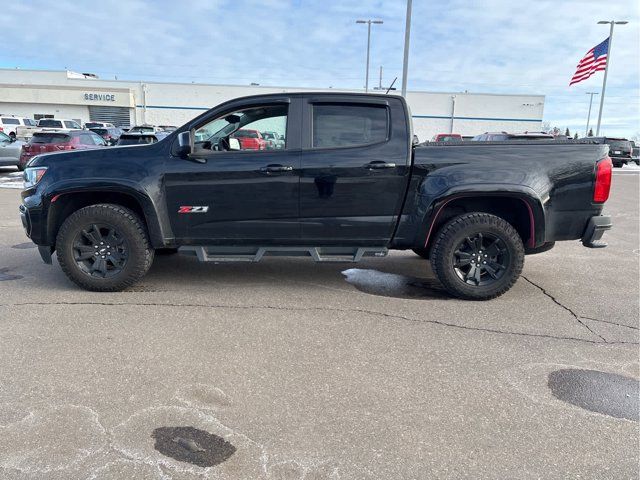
xmin=19 ymin=93 xmax=613 ymax=300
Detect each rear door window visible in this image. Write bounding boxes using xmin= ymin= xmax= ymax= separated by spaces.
xmin=312 ymin=104 xmax=388 ymax=149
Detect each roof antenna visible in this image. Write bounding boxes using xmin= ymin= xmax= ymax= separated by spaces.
xmin=385 ymin=77 xmax=398 ymax=95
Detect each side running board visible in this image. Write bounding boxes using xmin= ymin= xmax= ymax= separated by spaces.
xmin=179 ymin=246 xmax=388 ymax=263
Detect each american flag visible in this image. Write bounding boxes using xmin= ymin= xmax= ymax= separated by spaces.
xmin=570 ymin=38 xmax=609 ymax=86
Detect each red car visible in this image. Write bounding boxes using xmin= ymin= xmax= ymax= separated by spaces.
xmin=19 ymin=130 xmax=107 ymax=170
xmin=231 ymin=129 xmax=267 ymax=150
xmin=432 ymin=133 xmax=463 ymax=142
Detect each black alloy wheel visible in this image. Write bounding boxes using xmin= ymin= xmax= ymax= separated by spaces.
xmin=452 ymin=232 xmax=509 ymax=286
xmin=72 ymin=223 xmax=129 ymax=278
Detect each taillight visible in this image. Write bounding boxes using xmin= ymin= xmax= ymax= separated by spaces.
xmin=593 ymin=156 xmax=612 ymax=203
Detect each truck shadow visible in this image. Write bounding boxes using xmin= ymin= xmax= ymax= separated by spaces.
xmin=342 ymin=268 xmax=450 ymax=300
xmin=146 ymin=254 xmax=450 ymax=300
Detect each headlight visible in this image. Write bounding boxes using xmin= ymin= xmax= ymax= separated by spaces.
xmin=23 ymin=167 xmax=48 ymax=189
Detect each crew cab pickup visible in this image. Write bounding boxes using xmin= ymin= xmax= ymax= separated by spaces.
xmin=19 ymin=93 xmax=613 ymax=300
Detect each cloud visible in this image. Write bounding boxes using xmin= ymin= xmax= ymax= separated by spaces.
xmin=0 ymin=0 xmax=638 ymax=135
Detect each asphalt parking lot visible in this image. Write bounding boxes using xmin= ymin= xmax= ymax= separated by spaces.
xmin=0 ymin=166 xmax=638 ymax=479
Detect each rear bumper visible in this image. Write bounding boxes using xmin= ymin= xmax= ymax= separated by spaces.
xmin=581 ymin=215 xmax=612 ymax=248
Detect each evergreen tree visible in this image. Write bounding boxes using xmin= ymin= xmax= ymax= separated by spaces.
xmin=565 ymin=128 xmax=570 ymax=137
xmin=573 ymin=133 xmax=578 ymax=139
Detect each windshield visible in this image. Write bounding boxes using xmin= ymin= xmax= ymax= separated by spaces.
xmin=31 ymin=133 xmax=71 ymax=144
xmin=129 ymin=126 xmax=154 ymax=133
xmin=85 ymin=122 xmax=103 ymax=128
xmin=37 ymin=119 xmax=63 ymax=128
xmin=233 ymin=130 xmax=258 ymax=138
xmin=605 ymin=139 xmax=632 ymax=150
xmin=90 ymin=128 xmax=109 ymax=135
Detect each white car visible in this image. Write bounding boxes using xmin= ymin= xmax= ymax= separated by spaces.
xmin=36 ymin=118 xmax=82 ymax=130
xmin=0 ymin=116 xmax=37 ymax=137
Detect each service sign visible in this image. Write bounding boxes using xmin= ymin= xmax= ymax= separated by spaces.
xmin=84 ymin=93 xmax=116 ymax=102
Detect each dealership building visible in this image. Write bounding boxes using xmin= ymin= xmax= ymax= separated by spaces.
xmin=0 ymin=69 xmax=544 ymax=140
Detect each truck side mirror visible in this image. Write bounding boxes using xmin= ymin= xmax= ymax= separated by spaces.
xmin=176 ymin=131 xmax=192 ymax=157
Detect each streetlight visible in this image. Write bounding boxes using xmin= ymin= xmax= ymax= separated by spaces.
xmin=585 ymin=92 xmax=599 ymax=136
xmin=401 ymin=0 xmax=413 ymax=97
xmin=594 ymin=20 xmax=628 ymax=135
xmin=356 ymin=19 xmax=383 ymax=92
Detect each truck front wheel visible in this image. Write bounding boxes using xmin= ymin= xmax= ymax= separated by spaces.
xmin=56 ymin=204 xmax=154 ymax=291
xmin=430 ymin=213 xmax=524 ymax=300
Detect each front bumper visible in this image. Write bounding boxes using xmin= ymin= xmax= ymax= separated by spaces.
xmin=581 ymin=215 xmax=612 ymax=248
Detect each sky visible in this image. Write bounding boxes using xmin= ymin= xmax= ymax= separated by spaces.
xmin=1 ymin=0 xmax=639 ymax=137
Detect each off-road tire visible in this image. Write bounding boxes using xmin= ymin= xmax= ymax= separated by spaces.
xmin=56 ymin=204 xmax=154 ymax=291
xmin=430 ymin=212 xmax=524 ymax=300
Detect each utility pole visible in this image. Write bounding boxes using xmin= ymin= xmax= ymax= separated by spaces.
xmin=585 ymin=92 xmax=599 ymax=137
xmin=356 ymin=19 xmax=383 ymax=92
xmin=595 ymin=20 xmax=628 ymax=136
xmin=401 ymin=0 xmax=413 ymax=97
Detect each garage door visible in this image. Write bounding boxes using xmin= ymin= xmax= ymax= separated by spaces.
xmin=88 ymin=106 xmax=132 ymax=127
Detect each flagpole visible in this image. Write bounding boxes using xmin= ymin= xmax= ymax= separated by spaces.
xmin=595 ymin=20 xmax=628 ymax=136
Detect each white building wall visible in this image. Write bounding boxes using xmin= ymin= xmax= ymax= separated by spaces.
xmin=0 ymin=69 xmax=544 ymax=138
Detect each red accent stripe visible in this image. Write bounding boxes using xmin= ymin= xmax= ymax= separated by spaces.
xmin=51 ymin=194 xmax=62 ymax=203
xmin=422 ymin=197 xmax=536 ymax=249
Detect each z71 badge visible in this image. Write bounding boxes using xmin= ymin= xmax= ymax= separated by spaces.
xmin=178 ymin=206 xmax=209 ymax=213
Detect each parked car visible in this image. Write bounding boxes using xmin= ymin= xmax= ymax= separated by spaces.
xmin=84 ymin=121 xmax=115 ymax=129
xmin=159 ymin=125 xmax=178 ymax=132
xmin=18 ymin=130 xmax=107 ymax=170
xmin=116 ymin=132 xmax=167 ymax=145
xmin=432 ymin=133 xmax=463 ymax=142
xmin=89 ymin=127 xmax=123 ymax=145
xmin=0 ymin=131 xmax=25 ymax=168
xmin=472 ymin=131 xmax=555 ymax=141
xmin=36 ymin=118 xmax=82 ymax=130
xmin=0 ymin=116 xmax=37 ymax=138
xmin=262 ymin=131 xmax=285 ymax=149
xmin=19 ymin=93 xmax=612 ymax=300
xmin=231 ymin=129 xmax=267 ymax=150
xmin=579 ymin=137 xmax=633 ymax=167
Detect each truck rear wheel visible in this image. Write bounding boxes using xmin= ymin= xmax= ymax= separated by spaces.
xmin=430 ymin=212 xmax=524 ymax=300
xmin=56 ymin=204 xmax=154 ymax=291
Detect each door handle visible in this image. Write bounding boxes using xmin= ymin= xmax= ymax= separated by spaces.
xmin=260 ymin=164 xmax=293 ymax=174
xmin=364 ymin=161 xmax=396 ymax=170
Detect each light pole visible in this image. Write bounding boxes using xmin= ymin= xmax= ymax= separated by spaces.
xmin=585 ymin=92 xmax=599 ymax=136
xmin=356 ymin=19 xmax=383 ymax=92
xmin=595 ymin=20 xmax=628 ymax=136
xmin=401 ymin=0 xmax=413 ymax=97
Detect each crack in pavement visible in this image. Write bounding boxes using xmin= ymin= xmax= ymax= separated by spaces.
xmin=1 ymin=300 xmax=638 ymax=346
xmin=521 ymin=276 xmax=610 ymax=343
xmin=580 ymin=315 xmax=639 ymax=331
